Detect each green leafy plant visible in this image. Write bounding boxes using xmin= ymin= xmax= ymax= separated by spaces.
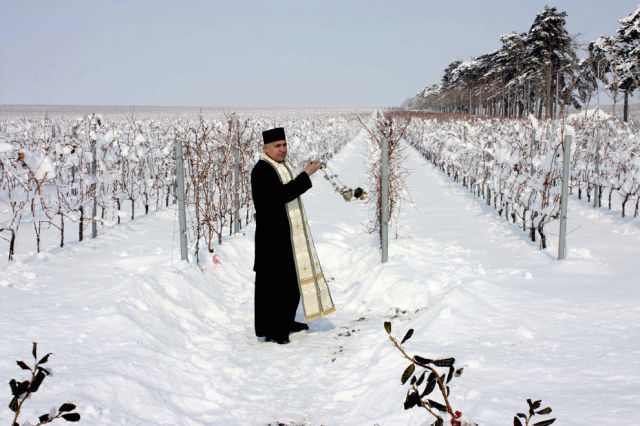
xmin=8 ymin=342 xmax=81 ymax=425
xmin=384 ymin=321 xmax=468 ymax=426
xmin=514 ymin=399 xmax=555 ymax=426
xmin=386 ymin=322 xmax=557 ymax=426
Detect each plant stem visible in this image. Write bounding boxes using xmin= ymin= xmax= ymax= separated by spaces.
xmin=411 ymin=383 xmax=441 ymax=419
xmin=389 ymin=334 xmax=454 ymax=414
xmin=12 ymin=366 xmax=37 ymax=424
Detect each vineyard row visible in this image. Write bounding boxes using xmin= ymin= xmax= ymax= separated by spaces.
xmin=398 ymin=111 xmax=640 ymax=248
xmin=0 ymin=113 xmax=363 ymax=261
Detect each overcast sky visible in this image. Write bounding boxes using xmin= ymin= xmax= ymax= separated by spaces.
xmin=1 ymin=0 xmax=638 ymax=108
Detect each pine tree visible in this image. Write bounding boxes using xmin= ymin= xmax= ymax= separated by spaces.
xmin=589 ymin=36 xmax=618 ymax=114
xmin=473 ymin=50 xmax=500 ymax=115
xmin=612 ymin=4 xmax=640 ymax=122
xmin=441 ymin=59 xmax=463 ymax=112
xmin=498 ymin=32 xmax=528 ymax=116
xmin=576 ymin=57 xmax=597 ymax=111
xmin=525 ymin=6 xmax=577 ymax=119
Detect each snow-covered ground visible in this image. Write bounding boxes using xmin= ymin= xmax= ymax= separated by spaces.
xmin=1 ymin=130 xmax=639 ymax=425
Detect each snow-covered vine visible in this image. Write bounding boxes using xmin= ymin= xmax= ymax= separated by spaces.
xmin=400 ymin=111 xmax=640 ymax=248
xmin=0 ymin=111 xmax=364 ymax=261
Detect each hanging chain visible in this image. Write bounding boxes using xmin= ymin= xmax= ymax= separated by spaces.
xmin=320 ymin=162 xmax=367 ymax=202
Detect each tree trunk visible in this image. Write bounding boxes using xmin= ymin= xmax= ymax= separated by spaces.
xmin=34 ymin=222 xmax=41 ymax=253
xmin=545 ymin=67 xmax=553 ymax=119
xmin=79 ymin=206 xmax=84 ymax=242
xmin=609 ymin=188 xmax=613 ymax=210
xmin=530 ymin=212 xmax=537 ymax=241
xmin=622 ymin=193 xmax=630 ymax=217
xmin=8 ymin=229 xmax=16 ymax=261
xmin=538 ymin=223 xmax=547 ymax=250
xmin=537 ymin=97 xmax=544 ymax=120
xmin=60 ymin=212 xmax=64 ymax=248
xmin=598 ymin=186 xmax=603 ymax=208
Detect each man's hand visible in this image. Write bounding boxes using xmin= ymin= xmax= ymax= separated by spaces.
xmin=304 ymin=159 xmax=323 ymax=176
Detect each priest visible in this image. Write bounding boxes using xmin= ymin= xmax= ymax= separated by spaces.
xmin=251 ymin=127 xmax=336 ymax=344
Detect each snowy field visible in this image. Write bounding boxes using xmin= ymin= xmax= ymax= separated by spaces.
xmin=0 ymin=105 xmax=374 ymax=120
xmin=1 ymin=128 xmax=639 ymax=425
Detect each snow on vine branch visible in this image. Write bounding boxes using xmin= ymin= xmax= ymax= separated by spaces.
xmin=0 ymin=110 xmax=363 ymax=262
xmin=398 ymin=111 xmax=639 ymax=249
xmin=359 ymin=111 xmax=412 ymax=243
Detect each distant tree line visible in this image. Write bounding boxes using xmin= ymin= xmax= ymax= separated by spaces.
xmin=407 ymin=5 xmax=640 ymax=122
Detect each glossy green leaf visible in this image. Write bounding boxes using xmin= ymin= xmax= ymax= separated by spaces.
xmin=16 ymin=361 xmax=30 ymax=371
xmin=401 ymin=363 xmax=415 ymax=384
xmin=532 ymin=419 xmax=556 ymax=426
xmin=59 ymin=403 xmax=76 ymax=412
xmin=401 ymin=329 xmax=414 ymax=344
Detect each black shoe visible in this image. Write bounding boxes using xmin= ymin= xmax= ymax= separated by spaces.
xmin=265 ymin=335 xmax=290 ymax=344
xmin=290 ymin=321 xmax=309 ymax=333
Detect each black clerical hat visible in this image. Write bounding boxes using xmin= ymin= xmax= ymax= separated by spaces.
xmin=262 ymin=127 xmax=286 ymax=144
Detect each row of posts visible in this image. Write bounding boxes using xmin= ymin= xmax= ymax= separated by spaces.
xmin=381 ymin=132 xmax=578 ymax=263
xmin=85 ymin=136 xmax=190 ymax=260
xmin=172 ymin=133 xmax=385 ymax=264
xmin=173 ymin=134 xmax=242 ymax=263
xmin=172 ymin=131 xmax=578 ymax=264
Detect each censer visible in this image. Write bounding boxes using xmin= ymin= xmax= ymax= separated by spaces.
xmin=320 ymin=162 xmax=368 ymax=202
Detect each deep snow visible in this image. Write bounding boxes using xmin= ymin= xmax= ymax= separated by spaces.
xmin=1 ymin=131 xmax=639 ymax=425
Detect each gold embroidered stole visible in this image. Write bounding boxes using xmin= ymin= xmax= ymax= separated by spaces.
xmin=260 ymin=152 xmax=336 ymax=321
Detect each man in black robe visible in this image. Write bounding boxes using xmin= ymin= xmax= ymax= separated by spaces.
xmin=251 ymin=127 xmax=323 ymax=344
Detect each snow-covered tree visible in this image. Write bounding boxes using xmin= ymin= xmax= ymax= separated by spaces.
xmin=611 ymin=4 xmax=640 ymax=122
xmin=410 ymin=7 xmax=579 ymax=119
xmin=525 ymin=6 xmax=577 ymax=119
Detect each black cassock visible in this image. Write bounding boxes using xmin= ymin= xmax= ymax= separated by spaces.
xmin=251 ymin=159 xmax=312 ymax=339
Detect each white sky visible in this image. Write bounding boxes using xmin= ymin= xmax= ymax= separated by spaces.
xmin=1 ymin=0 xmax=638 ymax=107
